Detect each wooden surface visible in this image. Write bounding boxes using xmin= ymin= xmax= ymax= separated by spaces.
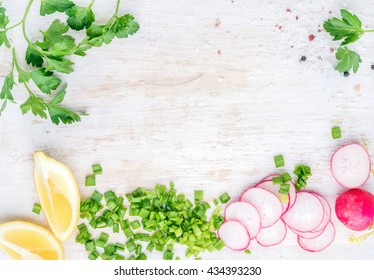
xmin=1 ymin=0 xmax=374 ymax=260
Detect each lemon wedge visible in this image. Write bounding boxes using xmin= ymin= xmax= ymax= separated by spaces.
xmin=33 ymin=151 xmax=80 ymax=241
xmin=0 ymin=221 xmax=64 ymax=260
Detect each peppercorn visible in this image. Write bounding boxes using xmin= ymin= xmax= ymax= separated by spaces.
xmin=300 ymin=56 xmax=307 ymax=62
xmin=344 ymin=72 xmax=350 ymax=77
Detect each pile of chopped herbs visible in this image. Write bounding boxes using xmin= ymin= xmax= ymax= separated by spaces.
xmin=77 ymin=165 xmax=230 ymax=260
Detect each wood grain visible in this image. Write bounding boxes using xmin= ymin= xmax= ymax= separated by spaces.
xmin=0 ymin=0 xmax=374 ymax=260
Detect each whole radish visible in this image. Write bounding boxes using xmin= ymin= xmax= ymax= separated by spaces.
xmin=335 ymin=188 xmax=374 ymax=231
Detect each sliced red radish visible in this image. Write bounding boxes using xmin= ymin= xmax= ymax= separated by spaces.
xmin=256 ymin=219 xmax=287 ymax=247
xmin=224 ymin=201 xmax=261 ymax=240
xmin=240 ymin=188 xmax=282 ymax=228
xmin=283 ymin=192 xmax=324 ymax=232
xmin=310 ymin=193 xmax=331 ymax=232
xmin=298 ymin=221 xmax=335 ymax=252
xmin=256 ymin=180 xmax=289 ymax=214
xmin=331 ymin=143 xmax=371 ymax=189
xmin=259 ymin=175 xmax=297 ymax=210
xmin=290 ymin=226 xmax=325 ymax=239
xmin=218 ymin=220 xmax=250 ymax=251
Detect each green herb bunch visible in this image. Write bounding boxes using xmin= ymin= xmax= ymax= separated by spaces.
xmin=324 ymin=9 xmax=374 ymax=74
xmin=0 ymin=0 xmax=139 ymax=125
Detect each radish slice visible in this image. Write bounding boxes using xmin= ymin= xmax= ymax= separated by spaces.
xmin=310 ymin=193 xmax=331 ymax=232
xmin=256 ymin=219 xmax=287 ymax=247
xmin=298 ymin=221 xmax=335 ymax=252
xmin=218 ymin=220 xmax=250 ymax=251
xmin=259 ymin=175 xmax=297 ymax=210
xmin=331 ymin=143 xmax=371 ymax=189
xmin=283 ymin=192 xmax=324 ymax=232
xmin=256 ymin=180 xmax=289 ymax=214
xmin=290 ymin=226 xmax=325 ymax=239
xmin=240 ymin=188 xmax=282 ymax=228
xmin=224 ymin=202 xmax=261 ymax=240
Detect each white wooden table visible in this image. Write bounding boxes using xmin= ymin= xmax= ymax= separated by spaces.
xmin=0 ymin=0 xmax=373 ymax=260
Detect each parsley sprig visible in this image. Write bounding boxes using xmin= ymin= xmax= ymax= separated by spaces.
xmin=0 ymin=0 xmax=139 ymax=125
xmin=324 ymin=9 xmax=374 ymax=74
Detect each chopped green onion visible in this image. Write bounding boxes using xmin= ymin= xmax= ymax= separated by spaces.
xmin=163 ymin=250 xmax=174 ymax=260
xmin=125 ymin=239 xmax=136 ymax=253
xmin=294 ymin=165 xmax=312 ymax=191
xmin=137 ymin=253 xmax=147 ymax=260
xmin=90 ymin=191 xmax=103 ymax=203
xmin=213 ymin=198 xmax=219 ymax=206
xmin=104 ymin=243 xmax=116 ymax=255
xmin=218 ymin=193 xmax=230 ymax=204
xmin=331 ymin=126 xmax=342 ymax=139
xmin=274 ymin=154 xmax=285 ymax=168
xmin=272 ymin=176 xmax=283 ymax=184
xmin=130 ymin=220 xmax=141 ymax=230
xmin=113 ymin=223 xmax=119 ymax=233
xmin=281 ymin=172 xmax=292 ymax=183
xmin=32 ymin=203 xmax=42 ymax=215
xmin=146 ymin=243 xmax=155 ymax=252
xmin=194 ymin=190 xmax=204 ymax=201
xmin=99 ymin=232 xmax=109 ymax=243
xmin=88 ymin=251 xmax=99 ymax=260
xmin=115 ymin=243 xmax=125 ymax=252
xmin=279 ymin=183 xmax=290 ymax=195
xmin=115 ymin=254 xmax=125 ymax=260
xmin=85 ymin=175 xmax=96 ymax=187
xmin=92 ymin=164 xmax=103 ymax=175
xmin=136 ymin=244 xmax=142 ymax=256
xmin=244 ymin=249 xmax=251 ymax=254
xmin=85 ymin=240 xmax=95 ymax=251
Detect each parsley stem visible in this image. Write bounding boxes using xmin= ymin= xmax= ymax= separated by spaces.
xmin=4 ymin=21 xmax=23 ymax=32
xmin=88 ymin=0 xmax=96 ymax=9
xmin=115 ymin=0 xmax=121 ymax=15
xmin=23 ymin=82 xmax=34 ymax=96
xmin=21 ymin=0 xmax=35 ymax=46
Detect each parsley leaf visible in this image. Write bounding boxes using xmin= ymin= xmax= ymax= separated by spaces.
xmin=40 ymin=0 xmax=74 ymax=16
xmin=111 ymin=14 xmax=140 ymax=38
xmin=323 ymin=9 xmax=363 ymax=45
xmin=47 ymin=104 xmax=81 ymax=125
xmin=0 ymin=30 xmax=10 ymax=48
xmin=66 ymin=5 xmax=95 ymax=31
xmin=45 ymin=57 xmax=74 ymax=74
xmin=0 ymin=73 xmax=15 ymax=101
xmin=31 ymin=69 xmax=62 ymax=94
xmin=40 ymin=19 xmax=76 ymax=50
xmin=20 ymin=95 xmax=48 ymax=119
xmin=335 ymin=47 xmax=362 ymax=73
xmin=0 ymin=4 xmax=10 ymax=29
xmin=25 ymin=46 xmax=44 ymax=67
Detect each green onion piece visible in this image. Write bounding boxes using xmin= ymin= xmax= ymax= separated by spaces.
xmin=125 ymin=239 xmax=136 ymax=253
xmin=115 ymin=243 xmax=125 ymax=252
xmin=85 ymin=175 xmax=96 ymax=187
xmin=244 ymin=249 xmax=251 ymax=254
xmin=90 ymin=191 xmax=103 ymax=203
xmin=128 ymin=255 xmax=136 ymax=260
xmin=88 ymin=251 xmax=99 ymax=260
xmin=92 ymin=164 xmax=103 ymax=175
xmin=146 ymin=243 xmax=155 ymax=252
xmin=94 ymin=239 xmax=106 ymax=248
xmin=115 ymin=254 xmax=125 ymax=260
xmin=281 ymin=172 xmax=292 ymax=183
xmin=130 ymin=220 xmax=141 ymax=230
xmin=272 ymin=176 xmax=283 ymax=184
xmin=85 ymin=240 xmax=95 ymax=251
xmin=123 ymin=228 xmax=134 ymax=238
xmin=279 ymin=183 xmax=290 ymax=195
xmin=136 ymin=244 xmax=142 ymax=256
xmin=218 ymin=193 xmax=230 ymax=204
xmin=137 ymin=253 xmax=147 ymax=260
xmin=214 ymin=240 xmax=225 ymax=251
xmin=176 ymin=256 xmax=181 ymax=260
xmin=113 ymin=223 xmax=119 ymax=233
xmin=104 ymin=243 xmax=116 ymax=255
xmin=331 ymin=126 xmax=342 ymax=139
xmin=194 ymin=190 xmax=204 ymax=201
xmin=274 ymin=154 xmax=285 ymax=168
xmin=32 ymin=203 xmax=42 ymax=214
xmin=294 ymin=165 xmax=312 ymax=191
xmin=213 ymin=198 xmax=219 ymax=206
xmin=163 ymin=250 xmax=174 ymax=260
xmin=99 ymin=232 xmax=109 ymax=243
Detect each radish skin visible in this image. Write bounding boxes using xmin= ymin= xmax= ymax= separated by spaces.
xmin=331 ymin=143 xmax=371 ymax=189
xmin=218 ymin=220 xmax=250 ymax=251
xmin=335 ymin=188 xmax=374 ymax=231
